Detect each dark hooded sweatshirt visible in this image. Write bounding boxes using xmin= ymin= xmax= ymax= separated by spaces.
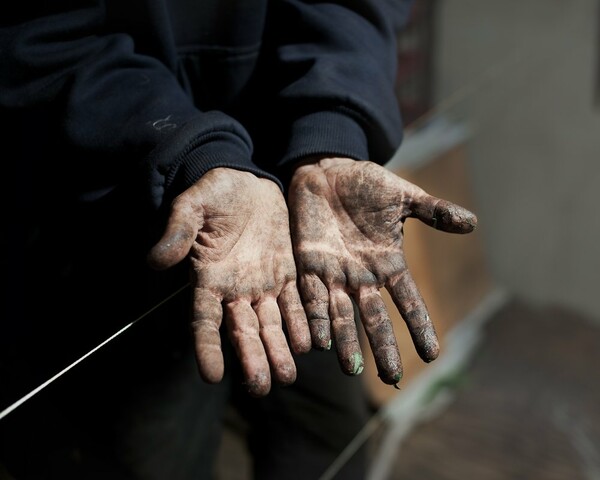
xmin=0 ymin=0 xmax=414 ymax=414
xmin=0 ymin=0 xmax=412 ymax=208
xmin=0 ymin=0 xmax=411 ymax=468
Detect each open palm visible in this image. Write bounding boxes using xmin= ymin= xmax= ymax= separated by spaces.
xmin=288 ymin=158 xmax=477 ymax=385
xmin=148 ymin=168 xmax=310 ymax=397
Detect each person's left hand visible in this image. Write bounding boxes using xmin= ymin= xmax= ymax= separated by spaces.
xmin=288 ymin=157 xmax=477 ymax=386
xmin=147 ymin=168 xmax=311 ymax=397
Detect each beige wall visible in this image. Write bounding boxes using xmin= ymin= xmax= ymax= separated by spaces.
xmin=434 ymin=0 xmax=600 ymax=320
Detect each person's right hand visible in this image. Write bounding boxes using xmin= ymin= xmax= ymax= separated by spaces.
xmin=147 ymin=168 xmax=311 ymax=397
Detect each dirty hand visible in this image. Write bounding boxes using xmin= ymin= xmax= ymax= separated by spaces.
xmin=147 ymin=168 xmax=311 ymax=397
xmin=288 ymin=157 xmax=477 ymax=386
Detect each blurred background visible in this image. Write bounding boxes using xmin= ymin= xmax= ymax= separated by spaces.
xmin=430 ymin=0 xmax=599 ymax=319
xmin=332 ymin=1 xmax=600 ymax=479
xmin=393 ymin=0 xmax=600 ymax=322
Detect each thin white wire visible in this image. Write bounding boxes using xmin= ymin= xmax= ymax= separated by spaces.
xmin=0 ymin=283 xmax=190 ymax=421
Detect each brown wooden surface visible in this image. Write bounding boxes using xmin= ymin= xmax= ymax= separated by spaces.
xmin=386 ymin=300 xmax=600 ymax=480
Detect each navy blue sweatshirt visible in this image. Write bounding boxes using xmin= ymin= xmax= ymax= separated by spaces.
xmin=0 ymin=0 xmax=412 ymax=210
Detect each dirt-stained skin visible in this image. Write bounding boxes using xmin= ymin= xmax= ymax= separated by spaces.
xmin=288 ymin=157 xmax=477 ymax=385
xmin=148 ymin=168 xmax=311 ymax=397
xmin=146 ymin=159 xmax=477 ymax=396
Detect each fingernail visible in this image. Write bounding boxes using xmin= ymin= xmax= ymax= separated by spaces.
xmin=351 ymin=352 xmax=364 ymax=375
xmin=436 ymin=201 xmax=478 ymax=233
xmin=393 ymin=383 xmax=401 ymax=390
xmin=377 ymin=371 xmax=403 ymax=386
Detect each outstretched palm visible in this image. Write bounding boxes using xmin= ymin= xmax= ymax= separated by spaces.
xmin=288 ymin=158 xmax=477 ymax=385
xmin=148 ymin=168 xmax=310 ymax=397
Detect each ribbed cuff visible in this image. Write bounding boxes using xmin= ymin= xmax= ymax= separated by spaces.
xmin=279 ymin=110 xmax=369 ymax=167
xmin=146 ymin=113 xmax=283 ymax=208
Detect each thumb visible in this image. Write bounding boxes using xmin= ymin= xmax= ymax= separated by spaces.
xmin=410 ymin=193 xmax=478 ymax=234
xmin=147 ymin=205 xmax=203 ymax=270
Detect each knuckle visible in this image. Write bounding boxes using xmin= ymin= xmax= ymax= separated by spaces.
xmin=345 ymin=266 xmax=377 ymax=292
xmin=359 ymin=299 xmax=389 ymax=330
xmin=331 ymin=322 xmax=358 ymax=345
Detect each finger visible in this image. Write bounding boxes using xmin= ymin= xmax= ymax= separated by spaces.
xmin=355 ymin=287 xmax=403 ymax=385
xmin=387 ymin=269 xmax=440 ymax=363
xmin=278 ymin=282 xmax=312 ymax=355
xmin=410 ymin=194 xmax=477 ymax=234
xmin=299 ymin=274 xmax=331 ymax=350
xmin=191 ymin=288 xmax=225 ymax=384
xmin=329 ymin=290 xmax=364 ymax=376
xmin=147 ymin=201 xmax=203 ymax=270
xmin=225 ymin=301 xmax=271 ymax=397
xmin=255 ymin=298 xmax=297 ymax=386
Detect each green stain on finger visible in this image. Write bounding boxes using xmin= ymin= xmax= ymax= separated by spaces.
xmin=351 ymin=352 xmax=364 ymax=375
xmin=393 ymin=373 xmax=403 ymax=390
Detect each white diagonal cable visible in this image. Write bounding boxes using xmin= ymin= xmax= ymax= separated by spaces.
xmin=0 ymin=283 xmax=190 ymax=422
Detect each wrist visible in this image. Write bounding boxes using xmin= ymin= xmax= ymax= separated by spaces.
xmin=292 ymin=156 xmax=356 ymax=174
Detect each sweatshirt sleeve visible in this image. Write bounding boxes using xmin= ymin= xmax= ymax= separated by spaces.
xmin=0 ymin=1 xmax=281 ymax=209
xmin=263 ymin=0 xmax=410 ymax=170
